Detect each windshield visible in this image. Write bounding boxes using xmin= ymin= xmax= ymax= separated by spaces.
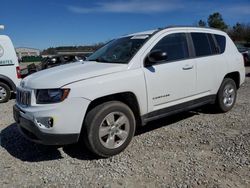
xmin=86 ymin=35 xmax=150 ymax=64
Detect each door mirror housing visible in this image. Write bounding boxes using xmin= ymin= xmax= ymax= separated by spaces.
xmin=145 ymin=50 xmax=168 ymax=67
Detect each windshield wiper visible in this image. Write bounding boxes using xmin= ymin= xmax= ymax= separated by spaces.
xmin=87 ymin=57 xmax=126 ymax=64
xmin=88 ymin=57 xmax=108 ymax=62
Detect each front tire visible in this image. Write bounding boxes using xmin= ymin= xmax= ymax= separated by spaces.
xmin=216 ymin=78 xmax=237 ymax=112
xmin=83 ymin=101 xmax=136 ymax=158
xmin=0 ymin=82 xmax=11 ymax=103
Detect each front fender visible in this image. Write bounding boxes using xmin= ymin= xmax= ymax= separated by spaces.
xmin=64 ymin=69 xmax=148 ymax=115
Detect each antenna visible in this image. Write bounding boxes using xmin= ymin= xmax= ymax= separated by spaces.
xmin=0 ymin=25 xmax=5 ymax=30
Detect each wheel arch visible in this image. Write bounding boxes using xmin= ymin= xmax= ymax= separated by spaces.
xmin=0 ymin=74 xmax=16 ymax=92
xmin=85 ymin=92 xmax=142 ymax=126
xmin=224 ymin=71 xmax=240 ymax=89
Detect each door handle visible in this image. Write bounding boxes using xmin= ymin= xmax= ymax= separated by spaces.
xmin=182 ymin=65 xmax=194 ymax=70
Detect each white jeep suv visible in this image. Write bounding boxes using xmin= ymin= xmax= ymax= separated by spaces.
xmin=13 ymin=27 xmax=245 ymax=157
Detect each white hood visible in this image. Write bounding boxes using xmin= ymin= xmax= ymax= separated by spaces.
xmin=22 ymin=61 xmax=127 ymax=89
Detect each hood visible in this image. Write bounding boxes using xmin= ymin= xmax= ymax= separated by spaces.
xmin=22 ymin=61 xmax=127 ymax=89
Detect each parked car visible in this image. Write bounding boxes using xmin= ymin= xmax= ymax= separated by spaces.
xmin=0 ymin=34 xmax=21 ymax=103
xmin=21 ymin=55 xmax=86 ymax=78
xmin=14 ymin=26 xmax=245 ymax=157
xmin=38 ymin=55 xmax=86 ymax=70
xmin=236 ymin=44 xmax=250 ymax=66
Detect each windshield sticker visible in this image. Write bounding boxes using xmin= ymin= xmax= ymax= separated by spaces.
xmin=0 ymin=60 xmax=14 ymax=66
xmin=131 ymin=35 xmax=149 ymax=40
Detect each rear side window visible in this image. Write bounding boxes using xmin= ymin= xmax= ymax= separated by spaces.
xmin=214 ymin=34 xmax=226 ymax=53
xmin=191 ymin=33 xmax=212 ymax=57
xmin=151 ymin=33 xmax=189 ymax=62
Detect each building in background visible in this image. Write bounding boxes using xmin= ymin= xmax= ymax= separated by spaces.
xmin=16 ymin=47 xmax=40 ymax=60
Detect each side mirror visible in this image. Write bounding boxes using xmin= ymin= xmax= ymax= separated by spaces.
xmin=145 ymin=50 xmax=168 ymax=67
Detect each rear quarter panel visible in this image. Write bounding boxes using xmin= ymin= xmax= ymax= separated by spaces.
xmin=225 ymin=36 xmax=245 ymax=86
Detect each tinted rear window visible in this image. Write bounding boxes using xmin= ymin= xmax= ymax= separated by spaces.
xmin=214 ymin=34 xmax=226 ymax=53
xmin=191 ymin=33 xmax=212 ymax=57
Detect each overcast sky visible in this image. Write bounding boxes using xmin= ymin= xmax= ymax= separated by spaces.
xmin=1 ymin=0 xmax=250 ymax=49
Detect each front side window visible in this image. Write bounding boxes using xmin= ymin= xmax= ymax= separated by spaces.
xmin=151 ymin=33 xmax=189 ymax=62
xmin=86 ymin=35 xmax=150 ymax=64
xmin=191 ymin=33 xmax=212 ymax=57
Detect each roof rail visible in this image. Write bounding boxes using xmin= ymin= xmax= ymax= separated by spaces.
xmin=158 ymin=25 xmax=223 ymax=32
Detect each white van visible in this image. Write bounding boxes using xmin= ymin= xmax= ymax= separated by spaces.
xmin=0 ymin=35 xmax=21 ymax=103
xmin=14 ymin=27 xmax=245 ymax=157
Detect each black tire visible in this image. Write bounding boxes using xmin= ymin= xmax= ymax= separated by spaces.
xmin=0 ymin=82 xmax=11 ymax=103
xmin=216 ymin=78 xmax=237 ymax=112
xmin=83 ymin=101 xmax=136 ymax=158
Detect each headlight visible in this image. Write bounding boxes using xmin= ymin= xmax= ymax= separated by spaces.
xmin=36 ymin=89 xmax=70 ymax=104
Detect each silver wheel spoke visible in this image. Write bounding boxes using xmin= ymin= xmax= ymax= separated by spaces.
xmin=106 ymin=135 xmax=115 ymax=148
xmin=228 ymin=88 xmax=234 ymax=94
xmin=115 ymin=115 xmax=127 ymax=128
xmin=106 ymin=113 xmax=115 ymax=126
xmin=99 ymin=126 xmax=110 ymax=137
xmin=116 ymin=130 xmax=128 ymax=140
xmin=223 ymin=98 xmax=227 ymax=104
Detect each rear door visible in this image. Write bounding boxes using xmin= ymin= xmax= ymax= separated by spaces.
xmin=189 ymin=32 xmax=218 ymax=96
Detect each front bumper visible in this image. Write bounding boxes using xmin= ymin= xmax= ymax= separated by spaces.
xmin=13 ymin=96 xmax=91 ymax=145
xmin=14 ymin=105 xmax=79 ymax=145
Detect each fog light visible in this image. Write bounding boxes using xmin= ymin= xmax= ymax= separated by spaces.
xmin=48 ymin=118 xmax=53 ymax=127
xmin=36 ymin=117 xmax=54 ymax=128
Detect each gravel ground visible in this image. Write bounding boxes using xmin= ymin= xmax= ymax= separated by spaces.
xmin=0 ymin=68 xmax=250 ymax=188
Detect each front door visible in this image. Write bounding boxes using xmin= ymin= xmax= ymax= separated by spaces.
xmin=143 ymin=32 xmax=196 ymax=112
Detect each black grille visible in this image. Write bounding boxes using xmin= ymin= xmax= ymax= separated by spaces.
xmin=16 ymin=88 xmax=31 ymax=106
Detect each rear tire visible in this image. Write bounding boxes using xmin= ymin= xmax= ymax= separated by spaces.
xmin=83 ymin=101 xmax=136 ymax=158
xmin=0 ymin=82 xmax=11 ymax=103
xmin=216 ymin=78 xmax=237 ymax=112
